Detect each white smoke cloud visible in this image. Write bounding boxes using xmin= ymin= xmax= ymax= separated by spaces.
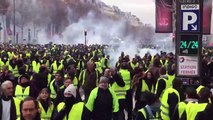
xmin=6 ymin=0 xmax=174 ymax=67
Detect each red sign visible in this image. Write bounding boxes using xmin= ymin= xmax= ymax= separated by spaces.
xmin=203 ymin=0 xmax=212 ymax=34
xmin=155 ymin=0 xmax=173 ymax=33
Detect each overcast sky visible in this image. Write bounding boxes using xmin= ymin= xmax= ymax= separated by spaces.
xmin=101 ymin=0 xmax=156 ymax=26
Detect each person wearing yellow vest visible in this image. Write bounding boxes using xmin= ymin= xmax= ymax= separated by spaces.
xmin=180 ymin=87 xmax=213 ymax=120
xmin=31 ymin=56 xmax=41 ymax=74
xmin=17 ymin=97 xmax=43 ymax=120
xmin=0 ymin=80 xmax=21 ymax=120
xmin=166 ymin=63 xmax=176 ymax=87
xmin=8 ymin=57 xmax=20 ymax=82
xmin=48 ymin=71 xmax=64 ymax=102
xmin=0 ymin=56 xmax=9 ymax=72
xmin=135 ymin=71 xmax=155 ymax=113
xmin=66 ymin=65 xmax=79 ymax=87
xmin=100 ymin=54 xmax=110 ymax=72
xmin=130 ymin=58 xmax=139 ymax=70
xmin=119 ymin=60 xmax=133 ymax=120
xmin=79 ymin=60 xmax=100 ymax=102
xmin=135 ymin=92 xmax=161 ymax=120
xmin=37 ymin=88 xmax=54 ymax=120
xmin=54 ymin=77 xmax=72 ymax=106
xmin=35 ymin=65 xmax=52 ymax=91
xmin=106 ymin=67 xmax=125 ymax=120
xmin=0 ymin=65 xmax=15 ymax=84
xmin=196 ymin=85 xmax=212 ymax=103
xmin=155 ymin=67 xmax=169 ymax=100
xmin=160 ymin=55 xmax=168 ymax=69
xmin=50 ymin=56 xmax=64 ymax=76
xmin=76 ymin=58 xmax=85 ymax=72
xmin=53 ymin=84 xmax=90 ymax=120
xmin=149 ymin=58 xmax=161 ymax=84
xmin=172 ymin=87 xmax=198 ymax=120
xmin=86 ymin=76 xmax=119 ymax=120
xmin=15 ymin=74 xmax=31 ymax=100
xmin=160 ymin=79 xmax=182 ymax=120
xmin=115 ymin=57 xmax=123 ymax=70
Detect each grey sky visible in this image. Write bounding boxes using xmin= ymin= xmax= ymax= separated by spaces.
xmin=101 ymin=0 xmax=156 ymax=26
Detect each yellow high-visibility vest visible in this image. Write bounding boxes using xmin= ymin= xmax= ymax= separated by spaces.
xmin=15 ymin=85 xmax=30 ymax=100
xmin=160 ymin=87 xmax=180 ymax=120
xmin=39 ymin=101 xmax=54 ymax=120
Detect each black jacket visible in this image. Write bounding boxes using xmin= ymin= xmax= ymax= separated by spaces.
xmin=0 ymin=96 xmax=17 ymax=120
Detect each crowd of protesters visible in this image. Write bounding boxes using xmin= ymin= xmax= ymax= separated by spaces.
xmin=0 ymin=43 xmax=212 ymax=120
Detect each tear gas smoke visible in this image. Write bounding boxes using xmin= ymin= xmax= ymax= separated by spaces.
xmin=3 ymin=0 xmax=174 ymax=67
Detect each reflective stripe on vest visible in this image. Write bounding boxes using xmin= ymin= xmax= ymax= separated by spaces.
xmin=185 ymin=102 xmax=208 ymax=120
xmin=15 ymin=85 xmax=30 ymax=100
xmin=39 ymin=102 xmax=54 ymax=120
xmin=119 ymin=69 xmax=131 ymax=90
xmin=160 ymin=88 xmax=180 ymax=120
xmin=111 ymin=82 xmax=126 ymax=100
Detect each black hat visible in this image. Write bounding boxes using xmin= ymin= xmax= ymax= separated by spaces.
xmin=19 ymin=74 xmax=30 ymax=80
xmin=140 ymin=92 xmax=158 ymax=105
xmin=55 ymin=70 xmax=64 ymax=77
xmin=18 ymin=74 xmax=30 ymax=83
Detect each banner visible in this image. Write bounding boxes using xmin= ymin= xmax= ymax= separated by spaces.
xmin=203 ymin=0 xmax=212 ymax=34
xmin=155 ymin=0 xmax=173 ymax=33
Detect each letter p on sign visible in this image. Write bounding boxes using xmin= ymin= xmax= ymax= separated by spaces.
xmin=181 ymin=4 xmax=199 ymax=32
xmin=183 ymin=12 xmax=197 ymax=30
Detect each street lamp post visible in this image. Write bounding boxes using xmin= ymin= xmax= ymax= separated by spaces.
xmin=13 ymin=0 xmax=16 ymax=44
xmin=84 ymin=29 xmax=87 ymax=46
xmin=28 ymin=29 xmax=31 ymax=44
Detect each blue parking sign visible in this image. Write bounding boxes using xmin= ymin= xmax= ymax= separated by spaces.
xmin=181 ymin=4 xmax=200 ymax=32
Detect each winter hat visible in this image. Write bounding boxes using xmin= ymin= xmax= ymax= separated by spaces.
xmin=64 ymin=84 xmax=77 ymax=98
xmin=18 ymin=74 xmax=30 ymax=83
xmin=99 ymin=76 xmax=109 ymax=83
xmin=140 ymin=92 xmax=158 ymax=105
